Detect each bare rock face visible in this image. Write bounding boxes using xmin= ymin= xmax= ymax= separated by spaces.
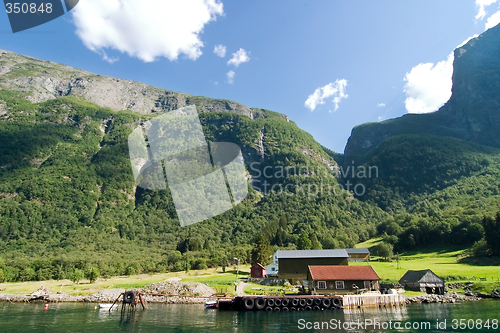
xmin=0 ymin=49 xmax=254 ymax=118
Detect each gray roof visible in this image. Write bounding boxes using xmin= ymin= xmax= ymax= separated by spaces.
xmin=346 ymin=248 xmax=370 ymax=254
xmin=276 ymin=249 xmax=349 ymax=259
xmin=399 ymin=270 xmax=444 ymax=284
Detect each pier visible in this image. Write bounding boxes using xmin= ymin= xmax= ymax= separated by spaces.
xmin=342 ymin=294 xmax=406 ymax=309
xmin=215 ymin=294 xmax=406 ymax=311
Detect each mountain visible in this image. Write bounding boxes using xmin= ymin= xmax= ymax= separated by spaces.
xmin=339 ymin=25 xmax=500 ymax=253
xmin=0 ymin=51 xmax=386 ymax=282
xmin=1 ymin=23 xmax=500 ymax=282
xmin=345 ymin=23 xmax=500 ymax=161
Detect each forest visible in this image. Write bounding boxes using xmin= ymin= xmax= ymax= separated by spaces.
xmin=0 ymin=86 xmax=499 ymax=283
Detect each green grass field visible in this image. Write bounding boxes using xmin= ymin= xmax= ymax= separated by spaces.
xmin=0 ymin=266 xmax=250 ymax=297
xmin=353 ymin=241 xmax=499 ymax=283
xmin=1 ymin=243 xmax=498 ymax=296
xmin=353 ymin=240 xmax=500 ymax=293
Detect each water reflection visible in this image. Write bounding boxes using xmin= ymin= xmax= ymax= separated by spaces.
xmin=0 ymin=301 xmax=499 ymax=333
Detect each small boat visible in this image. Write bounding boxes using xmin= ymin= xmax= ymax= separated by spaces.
xmin=204 ymin=301 xmax=217 ymax=309
xmin=98 ymin=304 xmax=114 ymax=309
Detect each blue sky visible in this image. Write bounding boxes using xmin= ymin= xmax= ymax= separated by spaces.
xmin=1 ymin=0 xmax=499 ymax=152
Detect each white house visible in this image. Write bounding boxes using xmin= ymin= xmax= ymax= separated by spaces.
xmin=265 ymin=263 xmax=279 ymax=276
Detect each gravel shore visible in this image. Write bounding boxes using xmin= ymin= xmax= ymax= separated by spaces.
xmin=0 ymin=282 xmax=217 ymax=304
xmin=405 ymin=293 xmax=481 ymax=304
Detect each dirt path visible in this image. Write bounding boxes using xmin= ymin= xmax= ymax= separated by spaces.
xmin=236 ymin=281 xmax=247 ymax=296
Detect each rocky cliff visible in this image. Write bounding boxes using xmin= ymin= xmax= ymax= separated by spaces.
xmin=344 ymin=23 xmax=500 ymax=161
xmin=0 ymin=49 xmax=262 ymax=118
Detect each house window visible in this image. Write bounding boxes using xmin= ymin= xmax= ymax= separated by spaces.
xmin=335 ymin=281 xmax=345 ymax=289
xmin=317 ymin=281 xmax=327 ymax=289
xmin=364 ymin=281 xmax=370 ymax=289
xmin=271 ymin=267 xmax=275 ymax=271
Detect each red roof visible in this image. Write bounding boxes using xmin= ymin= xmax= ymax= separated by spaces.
xmin=308 ymin=265 xmax=380 ymax=280
xmin=252 ymin=263 xmax=265 ymax=269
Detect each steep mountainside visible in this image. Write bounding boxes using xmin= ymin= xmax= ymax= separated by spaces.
xmin=338 ymin=25 xmax=500 ymax=254
xmin=345 ymin=24 xmax=500 ymax=160
xmin=0 ymin=53 xmax=386 ymax=282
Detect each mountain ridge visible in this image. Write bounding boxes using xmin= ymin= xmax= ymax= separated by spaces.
xmin=0 ymin=49 xmax=278 ymax=120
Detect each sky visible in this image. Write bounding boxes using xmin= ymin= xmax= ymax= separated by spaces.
xmin=1 ymin=0 xmax=500 ymax=153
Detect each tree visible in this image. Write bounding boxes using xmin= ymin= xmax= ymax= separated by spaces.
xmin=297 ymin=231 xmax=312 ymax=250
xmin=375 ymin=242 xmax=393 ymax=260
xmin=251 ymin=233 xmax=272 ymax=265
xmin=482 ymin=212 xmax=500 ymax=255
xmin=310 ymin=233 xmax=322 ymax=250
xmin=19 ymin=267 xmax=36 ymax=281
xmin=85 ymin=267 xmax=100 ymax=284
xmin=70 ymin=268 xmax=84 ymax=284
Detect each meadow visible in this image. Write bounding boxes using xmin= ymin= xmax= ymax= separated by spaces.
xmin=1 ymin=242 xmax=499 ymax=297
xmin=0 ymin=265 xmax=249 ymax=297
xmin=354 ymin=238 xmax=500 ymax=293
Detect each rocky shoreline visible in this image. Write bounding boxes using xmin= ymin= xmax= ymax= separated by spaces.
xmin=0 ymin=282 xmax=218 ymax=304
xmin=406 ymin=292 xmax=482 ymax=304
xmin=1 ymin=292 xmax=495 ymax=306
xmin=0 ymin=291 xmax=213 ymax=304
xmin=1 ymin=282 xmax=498 ymax=305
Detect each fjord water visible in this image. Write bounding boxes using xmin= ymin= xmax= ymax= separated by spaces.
xmin=1 ymin=301 xmax=499 ymax=332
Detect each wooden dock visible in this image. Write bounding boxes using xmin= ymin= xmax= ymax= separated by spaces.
xmin=342 ymin=294 xmax=406 ymax=309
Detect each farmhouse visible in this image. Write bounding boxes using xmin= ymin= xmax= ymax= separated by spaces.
xmin=307 ymin=265 xmax=380 ymax=295
xmin=346 ymin=248 xmax=370 ymax=262
xmin=276 ymin=249 xmax=349 ymax=282
xmin=399 ymin=270 xmax=445 ymax=295
xmin=264 ymin=263 xmax=278 ymax=276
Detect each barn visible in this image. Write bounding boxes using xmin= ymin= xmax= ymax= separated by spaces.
xmin=276 ymin=249 xmax=349 ymax=282
xmin=250 ymin=263 xmax=266 ymax=278
xmin=399 ymin=270 xmax=445 ymax=295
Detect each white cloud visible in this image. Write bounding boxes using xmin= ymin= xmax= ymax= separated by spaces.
xmin=213 ymin=44 xmax=227 ymax=57
xmin=486 ymin=10 xmax=500 ymax=29
xmin=377 ymin=103 xmax=386 ymax=108
xmin=378 ymin=116 xmax=385 ymax=121
xmin=71 ymin=0 xmax=224 ymax=63
xmin=304 ymin=79 xmax=348 ymax=112
xmin=404 ymin=52 xmax=454 ymax=114
xmin=227 ymin=70 xmax=235 ymax=84
xmin=403 ymin=34 xmax=486 ymax=114
xmin=227 ymin=48 xmax=250 ymax=67
xmin=476 ymin=0 xmax=499 ymax=20
xmin=101 ymin=51 xmax=119 ymax=64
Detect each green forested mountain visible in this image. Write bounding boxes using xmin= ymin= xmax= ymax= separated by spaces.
xmin=0 ymin=66 xmax=385 ymax=282
xmin=1 ymin=23 xmax=500 ymax=283
xmin=340 ymin=25 xmax=500 ymax=253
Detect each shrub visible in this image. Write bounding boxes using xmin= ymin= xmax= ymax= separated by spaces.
xmin=472 ymin=239 xmax=490 ymax=257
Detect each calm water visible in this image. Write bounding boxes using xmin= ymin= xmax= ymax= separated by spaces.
xmin=0 ymin=300 xmax=499 ymax=332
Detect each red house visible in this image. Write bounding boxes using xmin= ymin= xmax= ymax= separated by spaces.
xmin=251 ymin=263 xmax=266 ymax=278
